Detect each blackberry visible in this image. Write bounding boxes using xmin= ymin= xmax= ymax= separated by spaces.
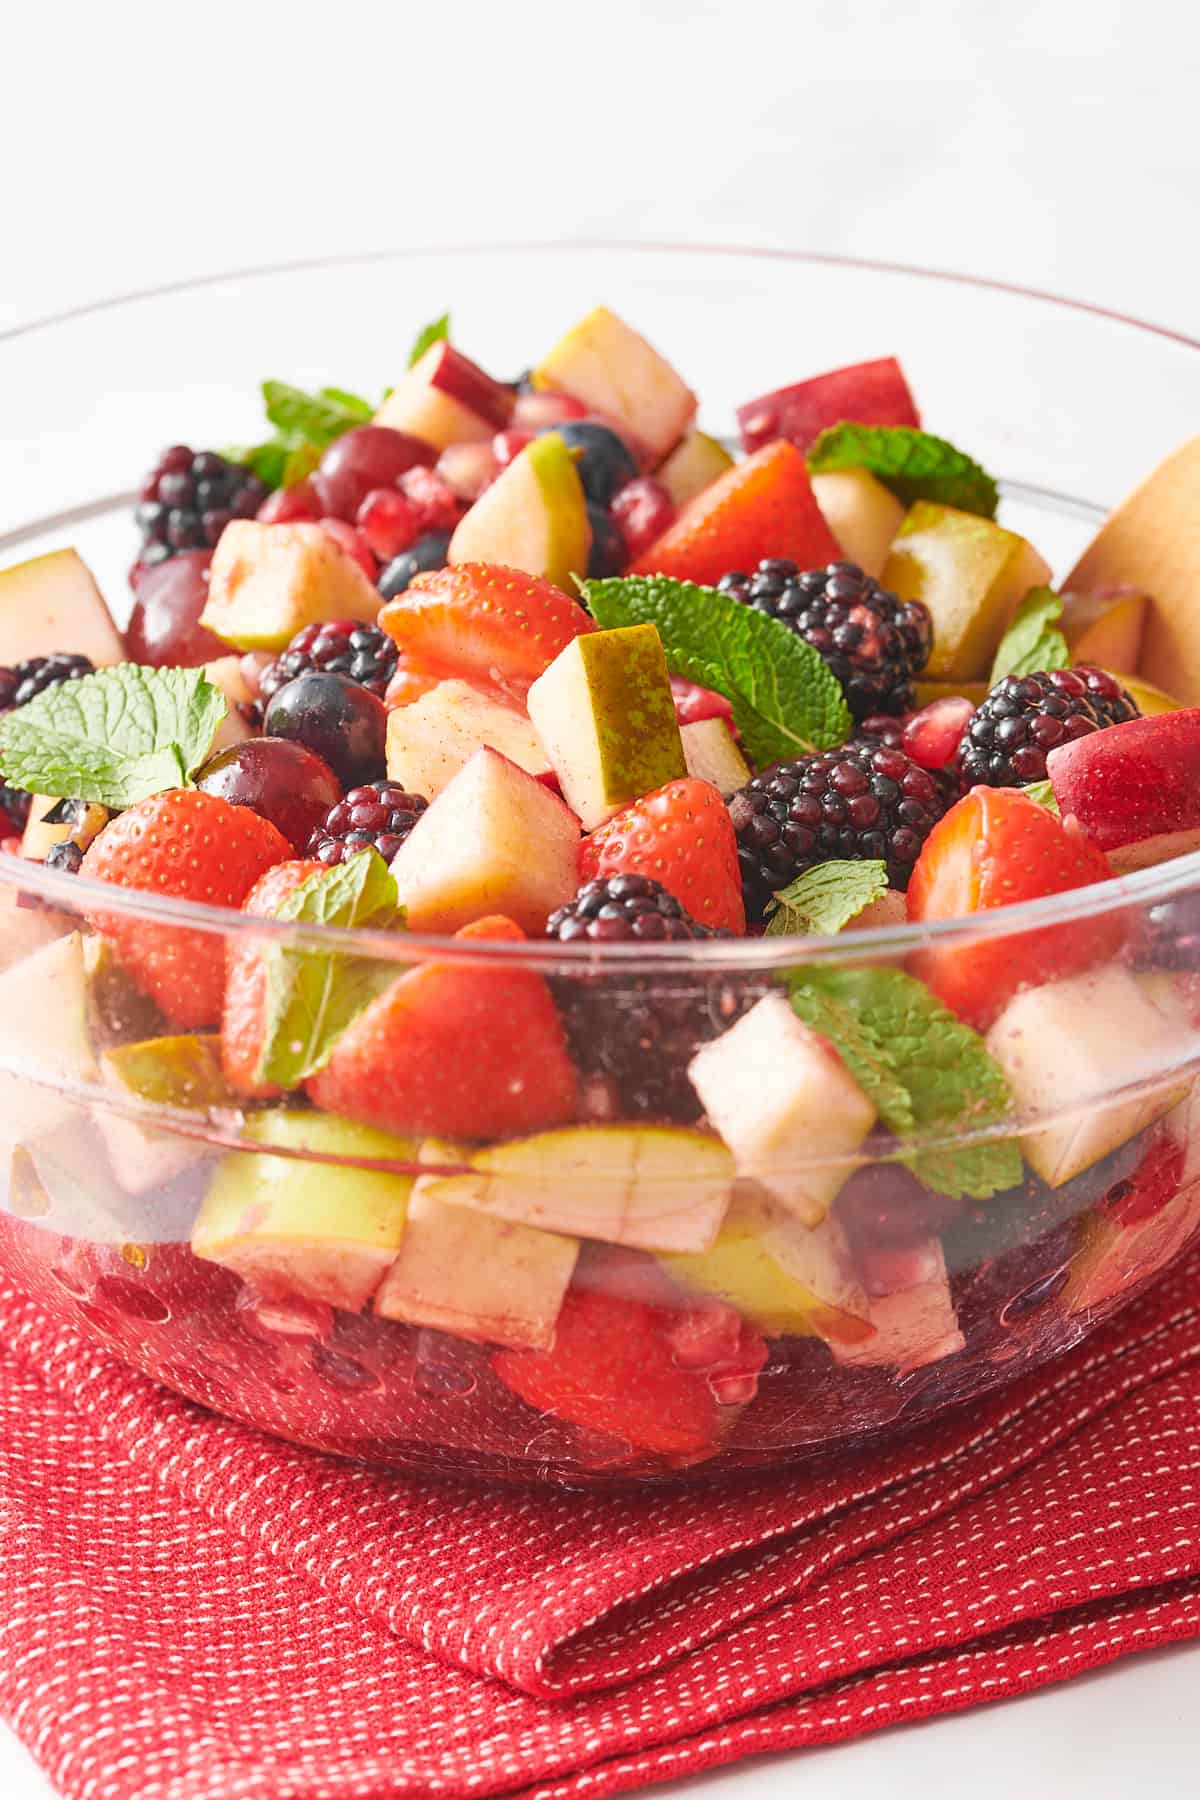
xmin=717 ymin=560 xmax=932 ymax=720
xmin=858 ymin=714 xmax=963 ymax=811
xmin=308 ymin=780 xmax=429 ymax=866
xmin=546 ymin=874 xmax=749 ymax=1123
xmin=958 ymin=666 xmax=1139 ymax=789
xmin=257 ymin=621 xmax=398 ymax=716
xmin=728 ymin=742 xmax=946 ymax=923
xmin=0 ymin=653 xmax=94 ymax=712
xmin=136 ymin=446 xmax=266 ymax=564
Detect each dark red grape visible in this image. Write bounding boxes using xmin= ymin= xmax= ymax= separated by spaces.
xmin=263 ymin=672 xmax=387 ymax=788
xmin=313 ymin=426 xmax=436 ymax=521
xmin=124 ymin=549 xmax=226 ymax=667
xmin=195 ymin=738 xmax=343 ymax=853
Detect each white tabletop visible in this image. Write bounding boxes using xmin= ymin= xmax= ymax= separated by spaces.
xmin=4 ymin=1 xmax=1200 ymax=1792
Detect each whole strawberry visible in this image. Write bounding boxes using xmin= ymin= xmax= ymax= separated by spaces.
xmin=82 ymin=791 xmax=291 ymax=1029
xmin=579 ymin=776 xmax=746 ymax=935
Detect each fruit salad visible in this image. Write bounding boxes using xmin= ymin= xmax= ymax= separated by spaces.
xmin=1 ymin=304 xmax=1199 ymax=1484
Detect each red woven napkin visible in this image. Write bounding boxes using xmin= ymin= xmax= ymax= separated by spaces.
xmin=3 ymin=1249 xmax=1200 ymax=1800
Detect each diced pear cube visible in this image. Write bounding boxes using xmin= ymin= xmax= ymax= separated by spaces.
xmin=833 ymin=1238 xmax=964 ymax=1370
xmin=656 ymin=429 xmax=734 ymax=508
xmin=985 ymin=963 xmax=1198 ymax=1188
xmin=883 ymin=502 xmax=1052 ymax=682
xmin=679 ymin=717 xmax=750 ymax=798
xmin=527 ymin=624 xmax=686 ymax=829
xmin=0 ymin=548 xmax=124 ymax=669
xmin=389 ymin=746 xmax=580 ymax=934
xmin=448 ymin=433 xmax=590 ymax=592
xmin=376 ymin=1183 xmax=578 ymax=1349
xmin=688 ymin=992 xmax=877 ymax=1225
xmin=200 ymin=521 xmax=380 ymax=652
xmin=810 ymin=468 xmax=905 ymax=578
xmin=385 ymin=679 xmax=552 ymax=801
xmin=531 ymin=306 xmax=696 ymax=464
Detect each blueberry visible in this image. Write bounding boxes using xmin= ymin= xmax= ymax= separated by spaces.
xmin=586 ymin=506 xmax=626 ymax=578
xmin=546 ymin=421 xmax=638 ymax=507
xmin=263 ymin=672 xmax=387 ymax=789
xmin=378 ymin=531 xmax=452 ymax=599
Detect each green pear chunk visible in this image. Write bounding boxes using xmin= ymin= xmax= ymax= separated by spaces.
xmin=200 ymin=521 xmax=381 ymax=652
xmin=531 ymin=306 xmax=696 ymax=464
xmin=527 ymin=623 xmax=686 ymax=828
xmin=882 ymin=501 xmax=1052 ymax=681
xmin=448 ymin=433 xmax=590 ymax=591
xmin=417 ymin=1124 xmax=733 ymax=1254
xmin=193 ymin=1110 xmax=416 ymax=1310
xmin=810 ymin=468 xmax=905 ymax=579
xmin=657 ymin=429 xmax=734 ymax=509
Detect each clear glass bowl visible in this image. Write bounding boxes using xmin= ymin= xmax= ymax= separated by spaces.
xmin=2 ymin=245 xmax=1199 ymax=1487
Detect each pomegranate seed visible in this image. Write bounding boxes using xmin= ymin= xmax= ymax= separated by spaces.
xmin=670 ymin=676 xmax=734 ymax=728
xmin=492 ymin=428 xmax=535 ymax=469
xmin=257 ymin=479 xmax=322 ymax=524
xmin=355 ymin=487 xmax=421 ymax=561
xmin=611 ymin=477 xmax=675 ymax=561
xmin=512 ymin=390 xmax=588 ymax=429
xmin=437 ymin=440 xmax=500 ymax=502
xmin=398 ymin=465 xmax=463 ymax=535
xmin=319 ymin=517 xmax=377 ymax=581
xmin=902 ymin=696 xmax=975 ymax=770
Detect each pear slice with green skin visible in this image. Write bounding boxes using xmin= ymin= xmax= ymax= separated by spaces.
xmin=199 ymin=520 xmax=381 ymax=652
xmin=0 ymin=547 xmax=124 ymax=669
xmin=883 ymin=501 xmax=1052 ymax=683
xmin=448 ymin=432 xmax=590 ymax=591
xmin=527 ymin=623 xmax=686 ymax=829
xmin=657 ymin=429 xmax=734 ymax=509
xmin=417 ymin=1124 xmax=733 ymax=1254
xmin=193 ymin=1110 xmax=417 ymax=1311
xmin=531 ymin=306 xmax=696 ymax=465
xmin=99 ymin=1034 xmax=233 ymax=1194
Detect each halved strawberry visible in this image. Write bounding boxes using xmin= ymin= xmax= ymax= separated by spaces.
xmin=379 ymin=562 xmax=594 ymax=702
xmin=81 ymin=791 xmax=291 ymax=1030
xmin=907 ymin=786 xmax=1125 ymax=1029
xmin=493 ymin=1248 xmax=767 ymax=1457
xmin=221 ymin=859 xmax=323 ymax=1098
xmin=579 ymin=776 xmax=746 ymax=934
xmin=305 ymin=914 xmax=578 ymax=1139
xmin=628 ymin=441 xmax=841 ymax=588
xmin=383 ymin=652 xmax=446 ymax=710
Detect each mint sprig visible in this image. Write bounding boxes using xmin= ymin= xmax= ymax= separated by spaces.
xmin=407 ymin=312 xmax=451 ymax=368
xmin=786 ymin=965 xmax=1022 ymax=1200
xmin=764 ymin=860 xmax=889 ymax=938
xmin=255 ymin=851 xmax=404 ymax=1090
xmin=583 ymin=576 xmax=851 ymax=765
xmin=990 ymin=587 xmax=1070 ymax=683
xmin=808 ymin=423 xmax=999 ymax=519
xmin=0 ymin=665 xmax=226 ymax=809
xmin=227 ymin=379 xmax=375 ymax=491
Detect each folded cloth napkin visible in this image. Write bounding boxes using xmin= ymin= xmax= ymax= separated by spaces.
xmin=2 ymin=1247 xmax=1200 ymax=1800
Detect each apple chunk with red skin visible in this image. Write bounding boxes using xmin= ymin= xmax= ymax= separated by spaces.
xmin=375 ymin=342 xmax=514 ymax=450
xmin=737 ymin=355 xmax=920 ymax=455
xmin=1047 ymin=710 xmax=1200 ymax=867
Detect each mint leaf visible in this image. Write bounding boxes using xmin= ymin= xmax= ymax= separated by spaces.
xmin=765 ymin=860 xmax=888 ymax=938
xmin=990 ymin=587 xmax=1070 ymax=683
xmin=1021 ymin=779 xmax=1060 ymax=814
xmin=255 ymin=851 xmax=404 ymax=1090
xmin=261 ymin=380 xmax=373 ymax=448
xmin=0 ymin=665 xmax=226 ymax=809
xmin=583 ymin=576 xmax=851 ymax=764
xmin=788 ymin=979 xmax=914 ymax=1132
xmin=786 ymin=965 xmax=1022 ymax=1200
xmin=407 ymin=312 xmax=451 ymax=368
xmin=808 ymin=424 xmax=999 ymax=519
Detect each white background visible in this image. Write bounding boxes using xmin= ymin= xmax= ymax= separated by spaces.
xmin=3 ymin=1 xmax=1199 ymax=1793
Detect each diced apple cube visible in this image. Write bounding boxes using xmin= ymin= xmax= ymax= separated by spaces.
xmin=810 ymin=468 xmax=905 ymax=579
xmin=986 ymin=964 xmax=1198 ymax=1188
xmin=688 ymin=992 xmax=877 ymax=1225
xmin=389 ymin=746 xmax=579 ymax=934
xmin=737 ymin=357 xmax=920 ymax=456
xmin=200 ymin=521 xmax=380 ymax=652
xmin=0 ymin=548 xmax=124 ymax=669
xmin=656 ymin=430 xmax=734 ymax=509
xmin=679 ymin=717 xmax=750 ymax=798
xmin=0 ymin=883 xmax=75 ymax=974
xmin=527 ymin=624 xmax=686 ymax=829
xmin=448 ymin=433 xmax=590 ymax=592
xmin=531 ymin=306 xmax=696 ymax=464
xmin=386 ymin=679 xmax=552 ymax=801
xmin=832 ymin=1237 xmax=964 ymax=1371
xmin=376 ymin=1183 xmax=578 ymax=1348
xmin=375 ymin=341 xmax=515 ymax=449
xmin=0 ymin=932 xmax=98 ymax=1161
xmin=419 ymin=1124 xmax=733 ymax=1255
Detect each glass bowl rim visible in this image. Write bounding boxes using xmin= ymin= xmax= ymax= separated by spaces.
xmin=3 ymin=238 xmax=1197 ymax=971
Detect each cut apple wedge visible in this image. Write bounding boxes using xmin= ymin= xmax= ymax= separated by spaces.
xmin=810 ymin=468 xmax=905 ymax=579
xmin=448 ymin=433 xmax=590 ymax=591
xmin=417 ymin=1124 xmax=733 ymax=1254
xmin=376 ymin=1183 xmax=578 ymax=1349
xmin=200 ymin=521 xmax=381 ymax=652
xmin=832 ymin=1238 xmax=964 ymax=1372
xmin=385 ymin=678 xmax=552 ymax=801
xmin=1046 ymin=710 xmax=1200 ymax=856
xmin=656 ymin=429 xmax=734 ymax=508
xmin=1065 ymin=437 xmax=1200 ymax=705
xmin=0 ymin=548 xmax=124 ymax=669
xmin=882 ymin=502 xmax=1052 ymax=683
xmin=687 ymin=992 xmax=877 ymax=1226
xmin=737 ymin=356 xmax=920 ymax=455
xmin=679 ymin=717 xmax=750 ymax=798
xmin=985 ymin=963 xmax=1198 ymax=1188
xmin=193 ymin=1110 xmax=416 ymax=1311
xmin=375 ymin=341 xmax=514 ymax=449
xmin=388 ymin=746 xmax=579 ymax=934
xmin=531 ymin=306 xmax=696 ymax=465
xmin=526 ymin=623 xmax=686 ymax=829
